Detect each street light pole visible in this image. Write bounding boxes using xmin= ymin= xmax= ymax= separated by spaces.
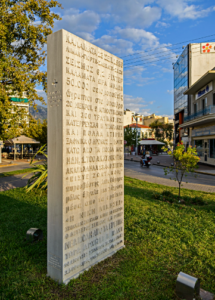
xmin=135 ymin=117 xmax=138 ymax=156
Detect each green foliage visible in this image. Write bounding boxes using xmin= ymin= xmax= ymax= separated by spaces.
xmin=23 ymin=144 xmax=47 ymax=192
xmin=163 ymin=142 xmax=200 ymax=199
xmin=162 ymin=123 xmax=174 ymax=143
xmin=124 ymin=125 xmax=139 ymax=147
xmin=149 ymin=120 xmax=163 ymax=139
xmin=0 ymin=167 xmax=34 ymax=178
xmin=150 ymin=121 xmax=174 ymax=145
xmin=1 ymin=177 xmax=215 ymax=299
xmin=23 ymin=115 xmax=47 ymax=145
xmin=0 ymin=0 xmax=62 ymax=140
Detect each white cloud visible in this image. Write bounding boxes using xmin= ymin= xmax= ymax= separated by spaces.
xmin=113 ymin=27 xmax=159 ymax=46
xmin=157 ymin=0 xmax=215 ymax=20
xmin=124 ymin=94 xmax=152 ymax=115
xmin=94 ymin=35 xmax=134 ymax=55
xmin=124 ymin=65 xmax=155 ymax=86
xmin=59 ymin=0 xmax=161 ymax=28
xmin=54 ymin=9 xmax=100 ymax=41
xmin=155 ymin=21 xmax=170 ymax=28
xmin=167 ymin=89 xmax=174 ymax=94
xmin=162 ymin=67 xmax=173 ymax=73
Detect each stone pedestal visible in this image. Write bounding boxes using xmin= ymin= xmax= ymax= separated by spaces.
xmin=47 ymin=29 xmax=124 ymax=284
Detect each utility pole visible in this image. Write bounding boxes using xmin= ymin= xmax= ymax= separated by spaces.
xmin=0 ymin=141 xmax=2 ymax=164
xmin=135 ymin=116 xmax=138 ymax=155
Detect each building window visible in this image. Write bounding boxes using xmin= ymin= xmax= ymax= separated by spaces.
xmin=202 ymin=98 xmax=206 ymax=110
xmin=209 ymin=139 xmax=215 ymax=158
xmin=213 ymin=93 xmax=215 ymax=106
xmin=194 ymin=140 xmax=203 ymax=157
xmin=194 ymin=103 xmax=197 ymax=114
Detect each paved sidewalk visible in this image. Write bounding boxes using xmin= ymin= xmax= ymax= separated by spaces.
xmin=0 ymin=173 xmax=31 ymax=192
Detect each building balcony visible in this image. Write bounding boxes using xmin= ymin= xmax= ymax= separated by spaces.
xmin=184 ymin=106 xmax=215 ymax=122
xmin=180 ymin=105 xmax=215 ymax=128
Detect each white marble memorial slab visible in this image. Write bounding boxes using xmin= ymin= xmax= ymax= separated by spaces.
xmin=47 ymin=29 xmax=124 ymax=284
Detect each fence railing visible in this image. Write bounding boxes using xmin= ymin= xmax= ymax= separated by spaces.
xmin=184 ymin=105 xmax=215 ymax=123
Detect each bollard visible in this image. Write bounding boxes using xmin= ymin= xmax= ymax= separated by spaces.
xmin=176 ymin=272 xmax=200 ymax=300
xmin=26 ymin=228 xmax=43 ymax=242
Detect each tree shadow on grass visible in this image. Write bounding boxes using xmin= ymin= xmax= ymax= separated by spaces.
xmin=124 ymin=180 xmax=215 ymax=214
xmin=0 ymin=189 xmax=48 ymax=277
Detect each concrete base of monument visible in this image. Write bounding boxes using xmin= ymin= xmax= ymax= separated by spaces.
xmin=46 ymin=245 xmax=125 ymax=285
xmin=63 ymin=245 xmax=125 ymax=285
xmin=200 ymin=289 xmax=214 ymax=300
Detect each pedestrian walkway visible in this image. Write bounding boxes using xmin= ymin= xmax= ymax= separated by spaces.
xmin=0 ymin=173 xmax=31 ymax=192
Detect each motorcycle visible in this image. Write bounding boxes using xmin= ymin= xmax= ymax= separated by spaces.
xmin=140 ymin=155 xmax=152 ymax=168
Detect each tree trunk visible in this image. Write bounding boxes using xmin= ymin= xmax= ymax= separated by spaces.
xmin=178 ymin=182 xmax=181 ymax=201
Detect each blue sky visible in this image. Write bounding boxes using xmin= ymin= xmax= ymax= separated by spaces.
xmin=38 ymin=0 xmax=215 ymax=119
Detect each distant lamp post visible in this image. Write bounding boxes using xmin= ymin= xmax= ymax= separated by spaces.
xmin=134 ymin=116 xmax=138 ymax=155
xmin=0 ymin=141 xmax=3 ymax=164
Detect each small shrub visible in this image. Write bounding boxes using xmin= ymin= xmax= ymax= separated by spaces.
xmin=153 ymin=192 xmax=160 ymax=199
xmin=162 ymin=190 xmax=172 ymax=197
xmin=192 ymin=196 xmax=207 ymax=206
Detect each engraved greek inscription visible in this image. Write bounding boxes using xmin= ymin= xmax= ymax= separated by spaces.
xmin=67 ymin=147 xmax=80 ymax=154
xmin=66 ymin=58 xmax=93 ymax=73
xmin=66 ymin=129 xmax=76 ymax=136
xmin=66 ymin=195 xmax=80 ymax=203
xmin=81 ymin=113 xmax=91 ymax=119
xmin=66 ymin=157 xmax=80 ymax=165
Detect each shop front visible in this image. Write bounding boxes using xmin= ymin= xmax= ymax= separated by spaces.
xmin=192 ymin=124 xmax=215 ymax=165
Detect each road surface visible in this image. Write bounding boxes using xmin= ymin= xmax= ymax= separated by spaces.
xmin=124 ymin=160 xmax=215 ymax=192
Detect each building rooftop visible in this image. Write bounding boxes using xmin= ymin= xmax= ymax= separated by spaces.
xmin=124 ymin=124 xmax=150 ymax=129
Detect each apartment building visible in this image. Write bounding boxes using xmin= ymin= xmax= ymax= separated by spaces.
xmin=174 ymin=42 xmax=215 ymax=145
xmin=181 ymin=68 xmax=215 ymax=165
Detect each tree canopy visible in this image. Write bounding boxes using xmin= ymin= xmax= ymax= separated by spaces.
xmin=0 ymin=0 xmax=62 ymax=140
xmin=150 ymin=120 xmax=173 ymax=145
xmin=124 ymin=125 xmax=139 ymax=147
xmin=24 ymin=115 xmax=47 ymax=145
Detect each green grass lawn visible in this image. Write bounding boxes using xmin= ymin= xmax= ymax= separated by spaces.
xmin=1 ymin=177 xmax=215 ymax=299
xmin=0 ymin=168 xmax=34 ymax=178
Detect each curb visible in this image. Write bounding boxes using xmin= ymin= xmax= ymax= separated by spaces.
xmin=124 ymin=159 xmax=215 ymax=177
xmin=0 ymin=164 xmax=17 ymax=168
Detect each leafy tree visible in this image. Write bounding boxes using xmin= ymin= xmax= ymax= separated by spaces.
xmin=0 ymin=0 xmax=62 ymax=140
xmin=124 ymin=125 xmax=139 ymax=147
xmin=162 ymin=123 xmax=174 ymax=143
xmin=149 ymin=120 xmax=163 ymax=139
xmin=163 ymin=142 xmax=199 ymax=200
xmin=23 ymin=115 xmax=47 ymax=145
xmin=150 ymin=121 xmax=174 ymax=146
xmin=144 ymin=131 xmax=148 ymax=139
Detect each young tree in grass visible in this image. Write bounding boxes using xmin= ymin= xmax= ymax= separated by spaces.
xmin=163 ymin=142 xmax=199 ymax=200
xmin=0 ymin=0 xmax=62 ymax=140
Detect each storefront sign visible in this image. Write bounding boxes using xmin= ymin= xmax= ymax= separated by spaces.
xmin=201 ymin=42 xmax=215 ymax=54
xmin=192 ymin=125 xmax=215 ymax=137
xmin=195 ymin=81 xmax=213 ymax=100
